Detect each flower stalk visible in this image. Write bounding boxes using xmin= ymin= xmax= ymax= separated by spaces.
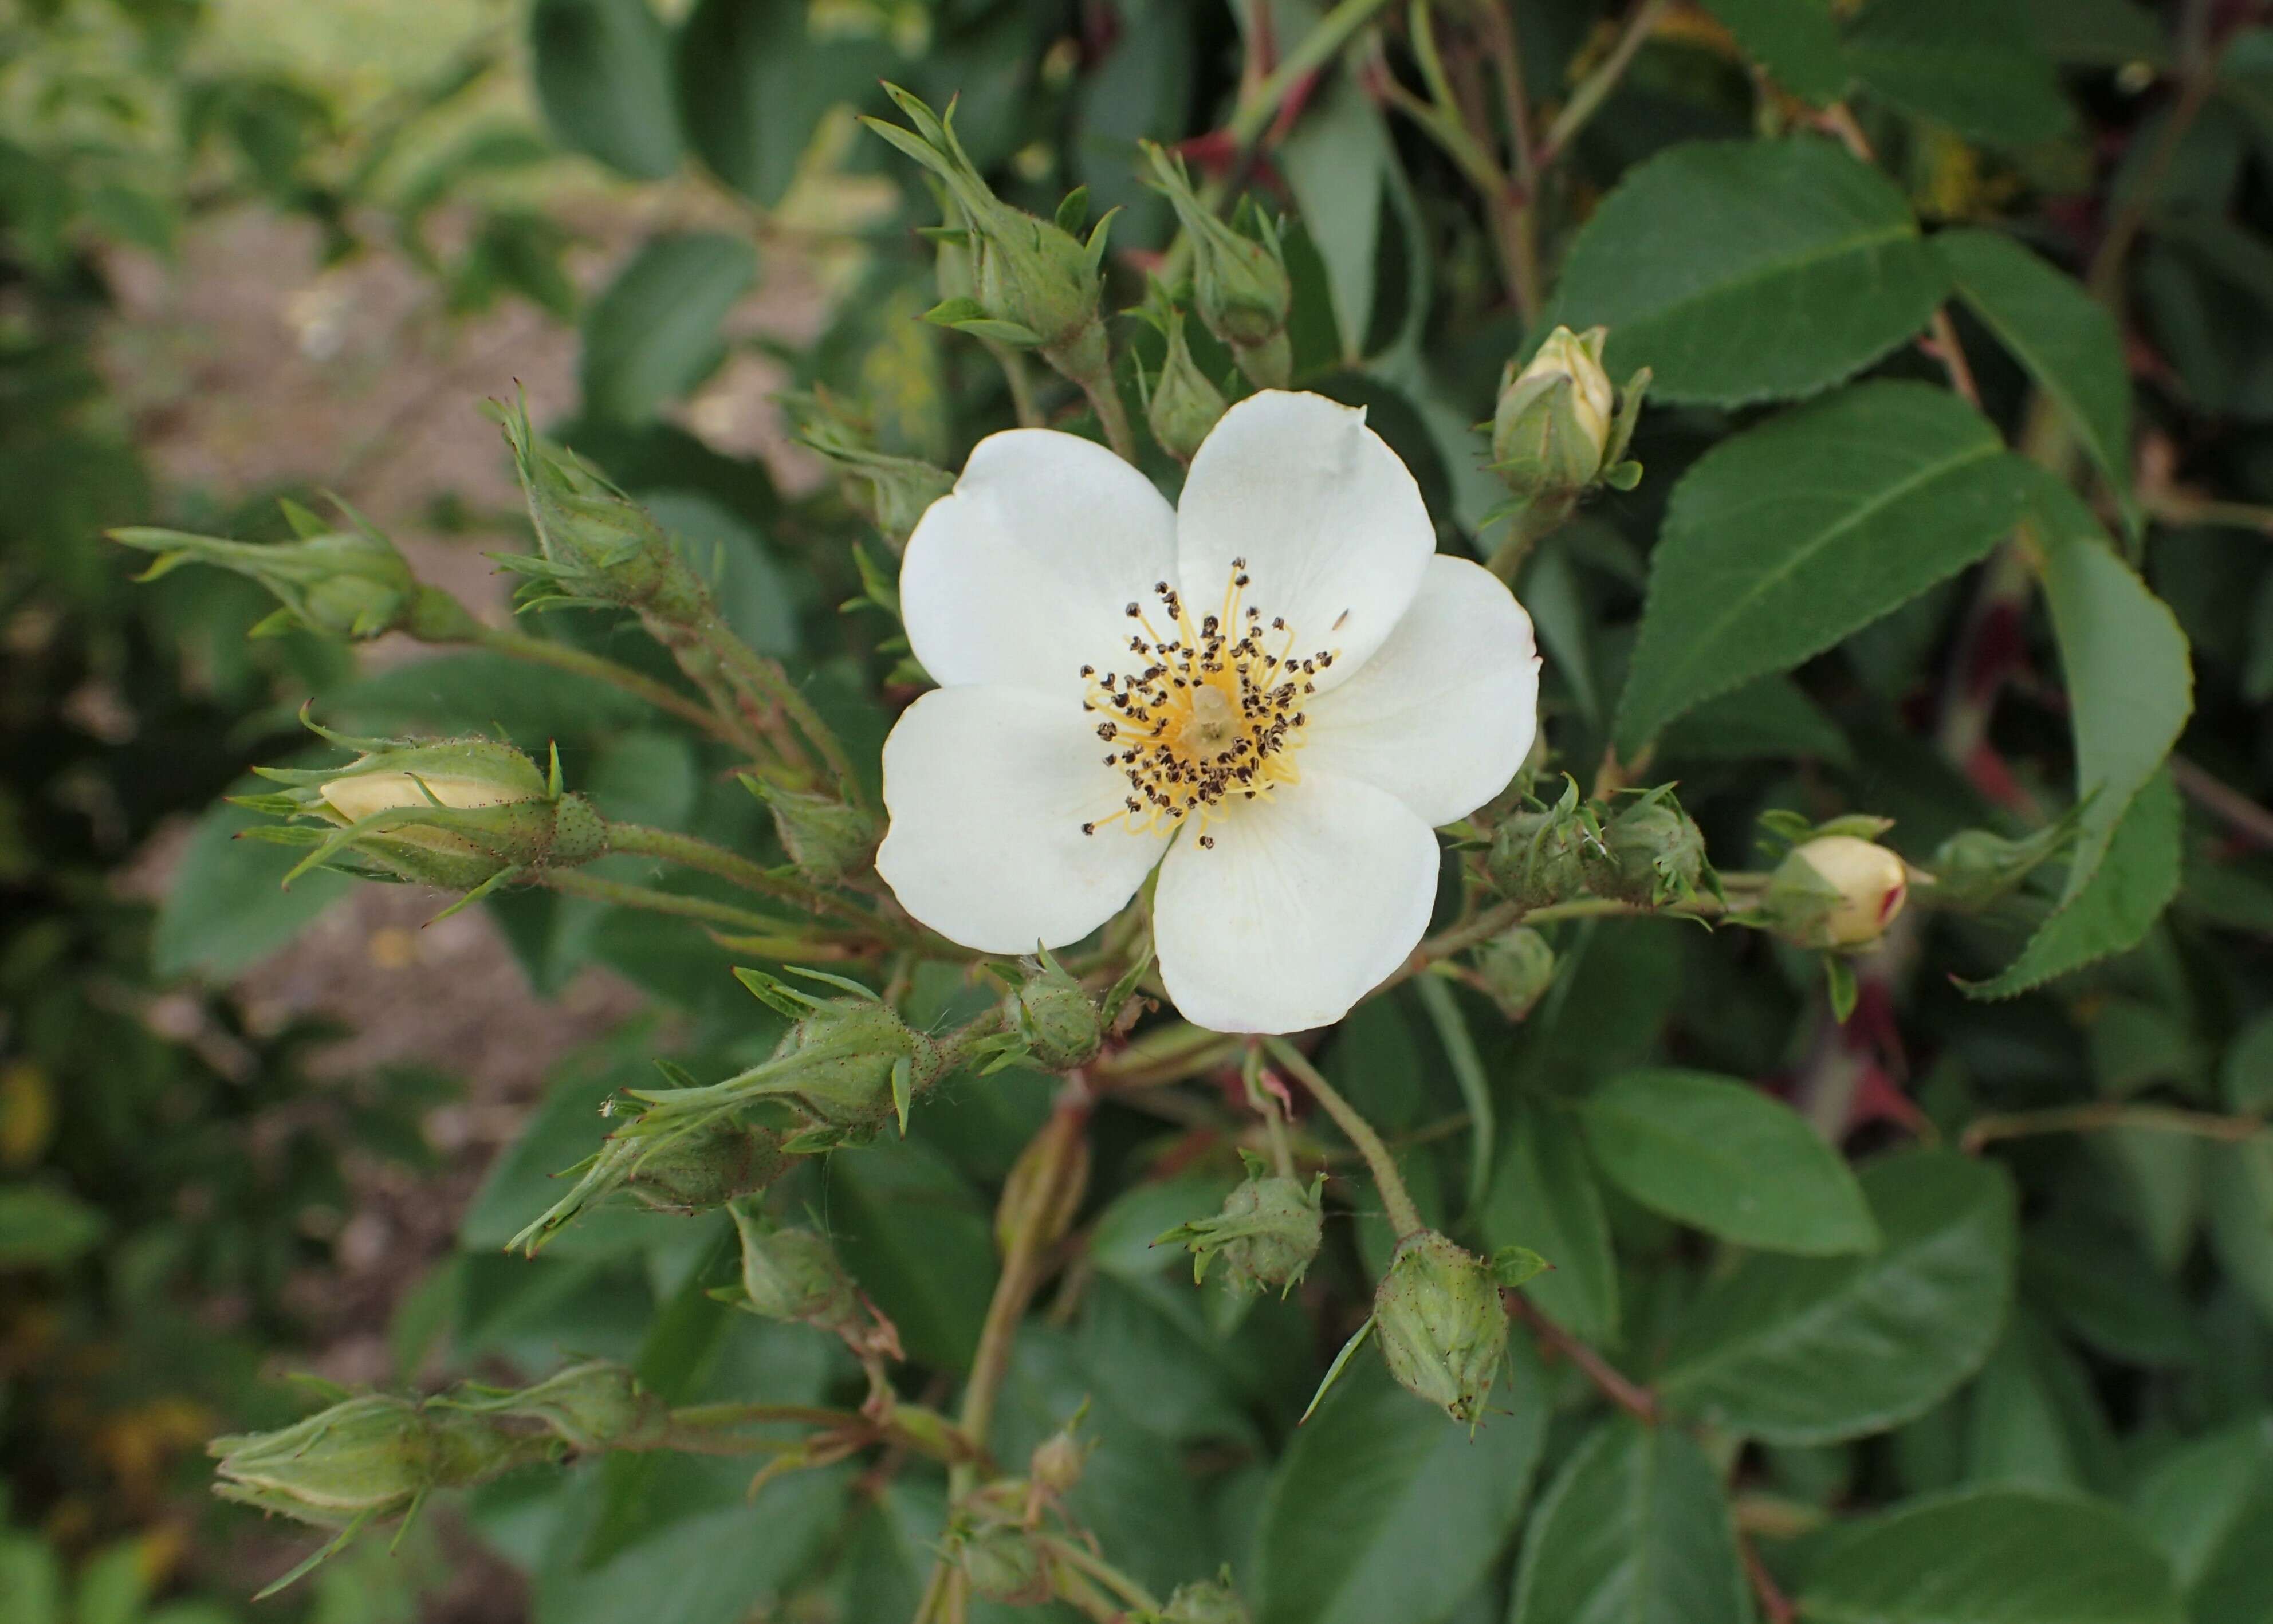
xmin=1264 ymin=1036 xmax=1423 ymax=1239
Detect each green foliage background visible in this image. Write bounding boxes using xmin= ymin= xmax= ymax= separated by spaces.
xmin=11 ymin=0 xmax=2273 ymax=1620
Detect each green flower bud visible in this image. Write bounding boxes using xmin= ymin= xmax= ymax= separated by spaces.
xmin=1487 ymin=327 xmax=1650 ymax=522
xmin=1765 ymin=835 xmax=1910 ymax=950
xmin=743 ymin=774 xmax=880 ymax=886
xmin=508 ymin=1112 xmax=788 ymax=1255
xmin=785 ymin=388 xmax=955 ymax=553
xmin=1028 ymin=1410 xmax=1091 ymax=1497
xmin=1002 ymin=950 xmax=1107 ymax=1072
xmin=1142 ymin=143 xmax=1292 ymax=388
xmin=1146 ymin=1572 xmax=1253 ymax=1624
xmin=1141 ymin=302 xmax=1229 ymax=465
xmin=949 ymin=1525 xmax=1051 ymax=1605
xmin=450 ymin=1360 xmax=667 ymax=1453
xmin=723 ymin=1199 xmax=863 ymax=1332
xmin=112 ymin=506 xmax=481 ymax=644
xmin=865 ymin=86 xmax=1108 ymax=372
xmin=490 ymin=393 xmax=712 ymax=623
xmin=209 ymin=1394 xmax=550 ymax=1529
xmin=242 ymin=725 xmax=607 ymax=893
xmin=1373 ymin=1232 xmax=1508 ymax=1425
xmin=1472 ymin=927 xmax=1556 ymax=1022
xmin=1926 ymin=816 xmax=2074 ymax=912
xmin=1157 ymin=1158 xmax=1324 ymax=1297
xmin=1591 ymin=787 xmax=1712 ymax=907
xmin=1485 ymin=782 xmax=1601 ymax=910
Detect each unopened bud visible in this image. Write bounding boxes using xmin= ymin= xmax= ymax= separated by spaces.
xmin=1485 ymin=784 xmax=1600 ymax=910
xmin=1765 ymin=835 xmax=1909 ymax=950
xmin=113 ymin=508 xmax=480 ymax=644
xmin=1927 ymin=817 xmax=2073 ymax=911
xmin=210 ymin=1394 xmax=550 ymax=1529
xmin=1373 ymin=1231 xmax=1508 ymax=1425
xmin=451 ymin=1359 xmax=667 ymax=1452
xmin=1472 ymin=927 xmax=1556 ymax=1022
xmin=866 ymin=86 xmax=1107 ymax=372
xmin=1028 ymin=1412 xmax=1090 ymax=1497
xmin=1591 ymin=787 xmax=1711 ymax=907
xmin=506 ymin=1114 xmax=789 ymax=1255
xmin=1146 ymin=1572 xmax=1253 ymax=1624
xmin=1142 ymin=144 xmax=1292 ymax=388
xmin=1142 ymin=304 xmax=1229 ymax=465
xmin=1157 ymin=1159 xmax=1324 ymax=1297
xmin=723 ymin=1200 xmax=863 ymax=1332
xmin=1002 ymin=950 xmax=1106 ymax=1072
xmin=785 ymin=389 xmax=954 ymax=553
xmin=744 ymin=775 xmax=879 ymax=886
xmin=949 ymin=1525 xmax=1051 ymax=1605
xmin=1488 ymin=327 xmax=1649 ymax=517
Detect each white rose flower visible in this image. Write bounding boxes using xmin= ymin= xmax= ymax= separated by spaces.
xmin=875 ymin=390 xmax=1540 ymax=1034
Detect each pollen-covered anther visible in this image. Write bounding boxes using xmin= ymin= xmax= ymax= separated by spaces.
xmin=1078 ymin=566 xmax=1325 ymax=843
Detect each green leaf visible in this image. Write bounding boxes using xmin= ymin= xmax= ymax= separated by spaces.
xmin=677 ymin=0 xmax=890 ymax=207
xmin=1508 ymin=1417 xmax=1749 ymax=1624
xmin=1253 ymin=1355 xmax=1546 ymax=1624
xmin=151 ymin=790 xmax=355 ymax=980
xmin=826 ymin=1138 xmax=997 ymax=1371
xmin=2221 ymin=1011 xmax=2273 ymax=1114
xmin=1580 ymin=1069 xmax=1879 ymax=1255
xmin=1658 ymin=1150 xmax=2015 ymax=1445
xmin=2131 ymin=1417 xmax=2273 ymax=1618
xmin=1616 ymin=382 xmax=2032 ymax=754
xmin=2022 ymin=0 xmax=2169 ymax=68
xmin=1658 ymin=675 xmax=1855 ymax=766
xmin=1554 ymin=138 xmax=1949 ymax=406
xmin=1846 ymin=0 xmax=2075 ymax=150
xmin=2204 ymin=1141 xmax=2273 ymax=1329
xmin=1478 ymin=1096 xmax=1619 ymax=1344
xmin=1699 ymin=0 xmax=1851 ymax=103
xmin=0 ymin=1184 xmax=107 ymax=1269
xmin=529 ymin=0 xmax=682 ymax=181
xmin=580 ymin=233 xmax=758 ymax=424
xmin=1938 ymin=229 xmax=2136 ymax=528
xmin=1277 ymin=72 xmax=1395 ymax=361
xmin=1796 ymin=1488 xmax=2182 ymax=1624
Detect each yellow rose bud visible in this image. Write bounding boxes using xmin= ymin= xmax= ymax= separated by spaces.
xmin=1512 ymin=326 xmax=1615 ymax=463
xmin=1772 ymin=835 xmax=1910 ymax=950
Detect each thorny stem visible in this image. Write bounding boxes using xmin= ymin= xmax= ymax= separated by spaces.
xmin=1960 ymin=1102 xmax=2267 ymax=1155
xmin=1265 ymin=1037 xmax=1425 ymax=1238
xmin=475 ymin=626 xmax=743 ymax=746
xmin=1507 ymin=1292 xmax=1659 ymax=1422
xmin=1535 ymin=0 xmax=1672 ymax=165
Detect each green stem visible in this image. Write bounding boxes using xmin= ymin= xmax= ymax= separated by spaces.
xmin=1961 ymin=1102 xmax=2265 ymax=1155
xmin=477 ymin=626 xmax=738 ymax=744
xmin=691 ymin=613 xmax=870 ymax=811
xmin=605 ymin=820 xmax=876 ymax=930
xmin=1536 ymin=0 xmax=1672 ymax=163
xmin=1229 ymin=0 xmax=1401 ymax=145
xmin=1265 ymin=1037 xmax=1425 ymax=1239
xmin=540 ymin=868 xmax=822 ymax=939
xmin=1038 ymin=1536 xmax=1162 ymax=1615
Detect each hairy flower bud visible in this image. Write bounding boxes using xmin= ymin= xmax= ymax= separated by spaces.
xmin=451 ymin=1360 xmax=668 ymax=1453
xmin=866 ymin=86 xmax=1108 ymax=373
xmin=1765 ymin=835 xmax=1910 ymax=950
xmin=1028 ymin=1412 xmax=1091 ymax=1498
xmin=1500 ymin=327 xmax=1614 ymax=469
xmin=1146 ymin=1573 xmax=1253 ymax=1624
xmin=1592 ymin=787 xmax=1711 ymax=907
xmin=1487 ymin=327 xmax=1649 ymax=524
xmin=1485 ymin=785 xmax=1600 ymax=910
xmin=723 ymin=1199 xmax=863 ymax=1332
xmin=209 ymin=1394 xmax=550 ymax=1529
xmin=1926 ymin=816 xmax=2074 ymax=912
xmin=1157 ymin=1158 xmax=1324 ymax=1297
xmin=1472 ymin=927 xmax=1557 ymax=1022
xmin=1142 ymin=144 xmax=1292 ymax=388
xmin=1142 ymin=303 xmax=1229 ymax=465
xmin=1373 ymin=1232 xmax=1508 ymax=1425
xmin=506 ymin=1114 xmax=789 ymax=1255
xmin=949 ymin=1525 xmax=1051 ymax=1605
xmin=744 ymin=775 xmax=879 ymax=886
xmin=1002 ymin=950 xmax=1107 ymax=1072
xmin=113 ymin=506 xmax=481 ymax=644
xmin=785 ymin=388 xmax=955 ymax=553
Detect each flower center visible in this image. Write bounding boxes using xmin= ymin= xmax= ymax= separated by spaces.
xmin=1077 ymin=560 xmax=1336 ymax=848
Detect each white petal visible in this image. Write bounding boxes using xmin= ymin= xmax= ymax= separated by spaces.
xmin=1299 ymin=556 xmax=1541 ymax=827
xmin=876 ymin=686 xmax=1167 ymax=952
xmin=900 ymin=429 xmax=1179 ymax=694
xmin=1174 ymin=391 xmax=1435 ymax=689
xmin=1153 ymin=772 xmax=1440 ymax=1035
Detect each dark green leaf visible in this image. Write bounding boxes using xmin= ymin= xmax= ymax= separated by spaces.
xmin=826 ymin=1138 xmax=996 ymax=1371
xmin=151 ymin=791 xmax=354 ymax=980
xmin=2131 ymin=1416 xmax=2273 ymax=1620
xmin=1796 ymin=1488 xmax=2182 ymax=1624
xmin=580 ymin=232 xmax=758 ymax=424
xmin=1479 ymin=1096 xmax=1619 ymax=1343
xmin=1255 ymin=1355 xmax=1546 ymax=1624
xmin=1700 ymin=0 xmax=1851 ymax=103
xmin=2023 ymin=0 xmax=2169 ymax=68
xmin=1580 ymin=1069 xmax=1879 ymax=1255
xmin=1938 ymin=229 xmax=2135 ymax=525
xmin=1508 ymin=1417 xmax=1749 ymax=1624
xmin=1554 ymin=138 xmax=1948 ymax=406
xmin=530 ymin=0 xmax=682 ymax=181
xmin=676 ymin=0 xmax=890 ymax=207
xmin=1658 ymin=675 xmax=1855 ymax=766
xmin=1847 ymin=0 xmax=2075 ymax=150
xmin=1659 ymin=1150 xmax=2016 ymax=1445
xmin=1617 ymin=382 xmax=2032 ymax=753
xmin=0 ymin=1183 xmax=108 ymax=1268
